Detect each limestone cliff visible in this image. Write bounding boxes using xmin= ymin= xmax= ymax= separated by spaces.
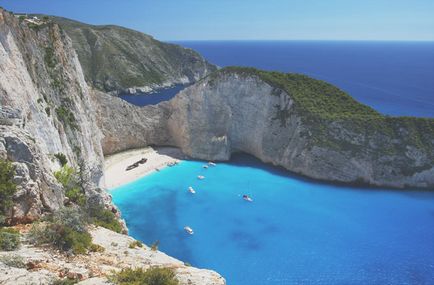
xmin=94 ymin=68 xmax=434 ymax=189
xmin=0 ymin=9 xmax=106 ymax=223
xmin=50 ymin=16 xmax=217 ymax=94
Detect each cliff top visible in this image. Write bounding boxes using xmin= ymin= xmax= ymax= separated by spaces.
xmin=209 ymin=67 xmax=434 ymax=154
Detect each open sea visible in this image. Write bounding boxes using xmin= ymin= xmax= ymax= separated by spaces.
xmin=111 ymin=41 xmax=434 ymax=284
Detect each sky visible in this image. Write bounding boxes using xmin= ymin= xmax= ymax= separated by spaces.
xmin=1 ymin=0 xmax=433 ymax=41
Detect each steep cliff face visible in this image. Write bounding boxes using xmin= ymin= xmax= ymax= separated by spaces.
xmin=94 ymin=68 xmax=434 ymax=188
xmin=90 ymin=89 xmax=173 ymax=155
xmin=50 ymin=16 xmax=217 ymax=94
xmin=166 ymin=68 xmax=434 ymax=188
xmin=0 ymin=9 xmax=105 ymax=223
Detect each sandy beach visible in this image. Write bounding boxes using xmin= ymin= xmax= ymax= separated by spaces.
xmin=102 ymin=147 xmax=187 ymax=189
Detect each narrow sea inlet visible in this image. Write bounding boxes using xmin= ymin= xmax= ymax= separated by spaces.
xmin=110 ymin=154 xmax=434 ymax=285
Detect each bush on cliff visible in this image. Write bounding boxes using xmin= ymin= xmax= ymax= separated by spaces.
xmin=0 ymin=228 xmax=21 ymax=251
xmin=28 ymin=208 xmax=91 ymax=254
xmin=87 ymin=205 xmax=123 ymax=234
xmin=0 ymin=159 xmax=17 ymax=222
xmin=110 ymin=267 xmax=179 ymax=285
xmin=54 ymin=165 xmax=86 ymax=206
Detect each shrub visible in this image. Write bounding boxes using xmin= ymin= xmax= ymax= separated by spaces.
xmin=0 ymin=159 xmax=17 ymax=219
xmin=54 ymin=166 xmax=86 ymax=206
xmin=87 ymin=206 xmax=123 ymax=233
xmin=51 ymin=278 xmax=78 ymax=285
xmin=54 ymin=153 xmax=68 ymax=166
xmin=90 ymin=243 xmax=105 ymax=253
xmin=128 ymin=240 xmax=143 ymax=249
xmin=45 ymin=107 xmax=51 ymax=116
xmin=150 ymin=240 xmax=159 ymax=251
xmin=0 ymin=228 xmax=20 ymax=251
xmin=28 ymin=208 xmax=91 ymax=254
xmin=55 ymin=107 xmax=78 ymax=130
xmin=110 ymin=267 xmax=179 ymax=285
xmin=0 ymin=255 xmax=26 ymax=268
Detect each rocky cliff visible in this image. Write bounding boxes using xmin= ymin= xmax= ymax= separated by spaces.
xmin=95 ymin=67 xmax=434 ymax=188
xmin=0 ymin=9 xmax=106 ymax=224
xmin=50 ymin=16 xmax=217 ymax=94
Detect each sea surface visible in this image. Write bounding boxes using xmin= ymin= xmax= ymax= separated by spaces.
xmin=110 ymin=154 xmax=434 ymax=285
xmin=173 ymin=41 xmax=434 ymax=118
xmin=118 ymin=84 xmax=187 ymax=106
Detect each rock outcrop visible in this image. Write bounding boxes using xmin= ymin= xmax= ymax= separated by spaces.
xmin=0 ymin=226 xmax=225 ymax=285
xmin=94 ymin=68 xmax=434 ymax=189
xmin=50 ymin=16 xmax=217 ymax=94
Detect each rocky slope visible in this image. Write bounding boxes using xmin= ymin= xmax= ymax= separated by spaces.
xmin=50 ymin=16 xmax=217 ymax=94
xmin=0 ymin=226 xmax=224 ymax=285
xmin=95 ymin=68 xmax=434 ymax=188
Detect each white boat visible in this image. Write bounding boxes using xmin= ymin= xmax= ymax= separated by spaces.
xmin=243 ymin=195 xmax=253 ymax=202
xmin=203 ymin=165 xmax=209 ymax=169
xmin=208 ymin=162 xmax=217 ymax=166
xmin=188 ymin=187 xmax=196 ymax=194
xmin=197 ymin=175 xmax=205 ymax=180
xmin=184 ymin=226 xmax=194 ymax=235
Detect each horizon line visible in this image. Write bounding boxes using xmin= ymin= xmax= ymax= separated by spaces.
xmin=168 ymin=39 xmax=434 ymax=43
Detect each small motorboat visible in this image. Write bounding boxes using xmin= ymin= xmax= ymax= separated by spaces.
xmin=208 ymin=162 xmax=216 ymax=166
xmin=184 ymin=226 xmax=194 ymax=235
xmin=188 ymin=187 xmax=196 ymax=194
xmin=243 ymin=194 xmax=253 ymax=202
xmin=197 ymin=175 xmax=205 ymax=180
xmin=203 ymin=165 xmax=209 ymax=169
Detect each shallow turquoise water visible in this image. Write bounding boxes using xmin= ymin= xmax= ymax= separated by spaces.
xmin=110 ymin=155 xmax=434 ymax=285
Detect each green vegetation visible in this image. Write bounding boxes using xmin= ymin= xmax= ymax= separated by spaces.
xmin=56 ymin=106 xmax=78 ymax=130
xmin=54 ymin=165 xmax=86 ymax=206
xmin=0 ymin=255 xmax=26 ymax=268
xmin=29 ymin=208 xmax=91 ymax=254
xmin=54 ymin=153 xmax=68 ymax=167
xmin=87 ymin=205 xmax=123 ymax=234
xmin=51 ymin=278 xmax=78 ymax=285
xmin=90 ymin=243 xmax=105 ymax=253
xmin=0 ymin=159 xmax=17 ymax=224
xmin=128 ymin=240 xmax=143 ymax=249
xmin=0 ymin=228 xmax=21 ymax=251
xmin=110 ymin=267 xmax=179 ymax=285
xmin=49 ymin=16 xmax=216 ymax=93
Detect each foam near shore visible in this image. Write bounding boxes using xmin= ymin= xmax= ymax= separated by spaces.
xmin=102 ymin=147 xmax=186 ymax=189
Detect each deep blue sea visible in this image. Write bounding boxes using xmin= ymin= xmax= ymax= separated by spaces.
xmin=111 ymin=155 xmax=434 ymax=285
xmin=173 ymin=41 xmax=434 ymax=118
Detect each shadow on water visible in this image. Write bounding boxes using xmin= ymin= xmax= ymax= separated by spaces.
xmin=227 ymin=152 xmax=434 ymax=197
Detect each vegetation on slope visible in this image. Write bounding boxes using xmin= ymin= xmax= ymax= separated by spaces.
xmin=110 ymin=267 xmax=179 ymax=285
xmin=0 ymin=159 xmax=17 ymax=225
xmin=47 ymin=16 xmax=216 ymax=93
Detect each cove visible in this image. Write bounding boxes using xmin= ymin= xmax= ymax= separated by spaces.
xmin=118 ymin=84 xmax=188 ymax=106
xmin=110 ymin=154 xmax=434 ymax=285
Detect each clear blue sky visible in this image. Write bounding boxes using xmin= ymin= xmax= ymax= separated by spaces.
xmin=1 ymin=0 xmax=433 ymax=41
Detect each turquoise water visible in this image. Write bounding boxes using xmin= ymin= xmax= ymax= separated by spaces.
xmin=111 ymin=154 xmax=434 ymax=285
